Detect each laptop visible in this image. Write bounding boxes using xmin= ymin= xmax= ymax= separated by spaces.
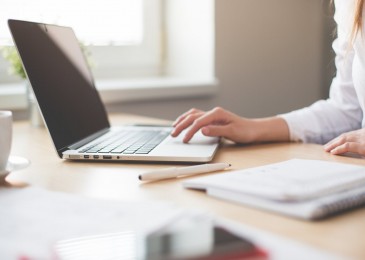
xmin=8 ymin=19 xmax=219 ymax=163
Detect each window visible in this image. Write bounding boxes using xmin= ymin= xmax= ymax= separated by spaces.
xmin=0 ymin=0 xmax=162 ymax=82
xmin=0 ymin=0 xmax=217 ymax=110
xmin=0 ymin=0 xmax=144 ymax=45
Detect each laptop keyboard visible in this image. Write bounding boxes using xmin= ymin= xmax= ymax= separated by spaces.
xmin=79 ymin=130 xmax=170 ymax=155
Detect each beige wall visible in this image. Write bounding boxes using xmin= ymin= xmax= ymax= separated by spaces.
xmin=109 ymin=0 xmax=335 ymax=120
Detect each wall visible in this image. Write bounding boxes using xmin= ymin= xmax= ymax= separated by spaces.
xmin=108 ymin=0 xmax=334 ymax=121
xmin=214 ymin=0 xmax=331 ymax=117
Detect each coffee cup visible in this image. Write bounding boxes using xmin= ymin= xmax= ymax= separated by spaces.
xmin=0 ymin=111 xmax=12 ymax=174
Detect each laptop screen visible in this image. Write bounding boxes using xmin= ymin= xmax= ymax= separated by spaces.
xmin=8 ymin=20 xmax=110 ymax=156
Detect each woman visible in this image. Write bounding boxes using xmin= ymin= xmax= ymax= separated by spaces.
xmin=171 ymin=0 xmax=365 ymax=157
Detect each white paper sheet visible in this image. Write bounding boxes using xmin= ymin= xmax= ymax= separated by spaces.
xmin=0 ymin=186 xmax=182 ymax=259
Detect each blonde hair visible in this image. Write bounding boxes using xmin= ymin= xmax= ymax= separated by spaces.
xmin=352 ymin=0 xmax=364 ymax=40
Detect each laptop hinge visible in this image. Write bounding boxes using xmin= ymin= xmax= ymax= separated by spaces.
xmin=57 ymin=128 xmax=110 ymax=157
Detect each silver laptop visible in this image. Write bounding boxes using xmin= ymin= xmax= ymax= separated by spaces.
xmin=8 ymin=19 xmax=219 ymax=163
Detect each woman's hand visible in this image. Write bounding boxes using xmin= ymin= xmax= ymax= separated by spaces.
xmin=171 ymin=107 xmax=255 ymax=143
xmin=324 ymin=129 xmax=365 ymax=156
xmin=171 ymin=107 xmax=290 ymax=144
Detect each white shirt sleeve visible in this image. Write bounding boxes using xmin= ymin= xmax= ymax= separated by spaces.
xmin=279 ymin=0 xmax=362 ymax=144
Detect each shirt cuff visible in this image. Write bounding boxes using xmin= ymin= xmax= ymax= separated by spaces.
xmin=277 ymin=111 xmax=306 ymax=143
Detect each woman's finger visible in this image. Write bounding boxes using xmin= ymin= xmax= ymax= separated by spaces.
xmin=171 ymin=111 xmax=205 ymax=137
xmin=172 ymin=108 xmax=203 ymax=127
xmin=183 ymin=108 xmax=228 ymax=143
xmin=324 ymin=134 xmax=349 ymax=152
xmin=329 ymin=142 xmax=363 ymax=155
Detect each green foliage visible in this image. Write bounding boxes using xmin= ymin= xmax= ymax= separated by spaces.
xmin=0 ymin=46 xmax=27 ymax=79
xmin=79 ymin=42 xmax=96 ymax=70
xmin=1 ymin=43 xmax=94 ymax=80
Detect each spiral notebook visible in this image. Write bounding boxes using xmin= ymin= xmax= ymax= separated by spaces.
xmin=183 ymin=159 xmax=365 ymax=220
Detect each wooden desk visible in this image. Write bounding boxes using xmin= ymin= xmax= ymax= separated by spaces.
xmin=7 ymin=114 xmax=365 ymax=259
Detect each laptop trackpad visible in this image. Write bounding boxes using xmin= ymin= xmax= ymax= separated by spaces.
xmin=151 ymin=130 xmax=219 ymax=157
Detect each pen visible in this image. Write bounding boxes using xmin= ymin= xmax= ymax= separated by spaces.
xmin=138 ymin=163 xmax=231 ymax=181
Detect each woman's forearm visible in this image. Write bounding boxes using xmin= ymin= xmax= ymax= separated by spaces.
xmin=251 ymin=117 xmax=290 ymax=143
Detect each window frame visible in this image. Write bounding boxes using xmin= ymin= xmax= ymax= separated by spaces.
xmin=88 ymin=0 xmax=162 ymax=79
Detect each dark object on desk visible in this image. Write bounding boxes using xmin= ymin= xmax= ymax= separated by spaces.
xmin=54 ymin=226 xmax=267 ymax=260
xmin=145 ymin=226 xmax=268 ymax=260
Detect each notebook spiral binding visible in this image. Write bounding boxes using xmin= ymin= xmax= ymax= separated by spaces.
xmin=317 ymin=187 xmax=365 ymax=218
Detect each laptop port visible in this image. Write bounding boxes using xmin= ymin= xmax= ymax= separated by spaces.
xmin=93 ymin=155 xmax=99 ymax=159
xmin=84 ymin=155 xmax=89 ymax=159
xmin=103 ymin=155 xmax=112 ymax=159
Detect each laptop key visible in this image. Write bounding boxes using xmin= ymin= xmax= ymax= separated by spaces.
xmin=135 ymin=151 xmax=151 ymax=154
xmin=123 ymin=150 xmax=137 ymax=154
xmin=86 ymin=148 xmax=100 ymax=153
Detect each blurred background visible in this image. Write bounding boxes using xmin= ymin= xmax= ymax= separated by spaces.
xmin=0 ymin=0 xmax=335 ymax=122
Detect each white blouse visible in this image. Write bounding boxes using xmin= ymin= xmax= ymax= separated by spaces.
xmin=280 ymin=0 xmax=365 ymax=144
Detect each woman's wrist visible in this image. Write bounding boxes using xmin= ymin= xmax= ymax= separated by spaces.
xmin=250 ymin=117 xmax=290 ymax=143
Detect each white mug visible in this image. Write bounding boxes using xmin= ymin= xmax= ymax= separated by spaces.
xmin=0 ymin=111 xmax=12 ymax=174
